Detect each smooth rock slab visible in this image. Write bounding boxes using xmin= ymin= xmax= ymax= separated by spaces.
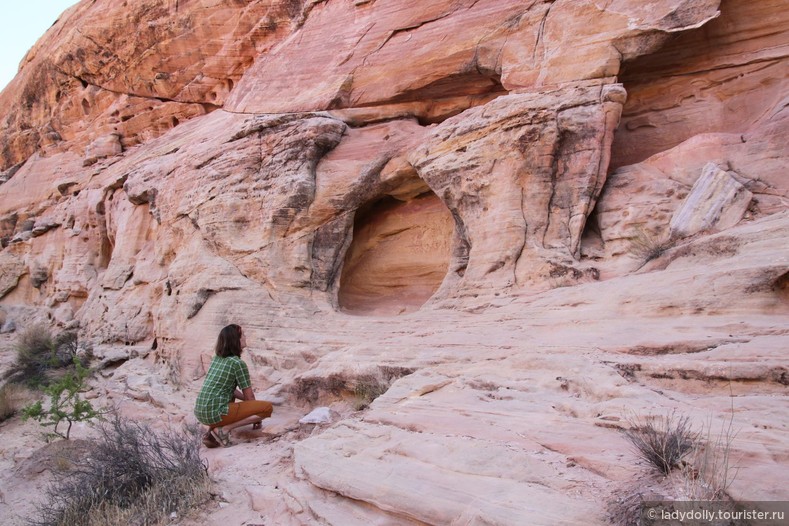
xmin=295 ymin=420 xmax=602 ymax=525
xmin=670 ymin=162 xmax=752 ymax=238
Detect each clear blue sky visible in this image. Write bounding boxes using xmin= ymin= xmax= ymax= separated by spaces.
xmin=0 ymin=1 xmax=78 ymax=93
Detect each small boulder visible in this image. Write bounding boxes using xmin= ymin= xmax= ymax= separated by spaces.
xmin=299 ymin=407 xmax=337 ymax=425
xmin=670 ymin=163 xmax=753 ymax=238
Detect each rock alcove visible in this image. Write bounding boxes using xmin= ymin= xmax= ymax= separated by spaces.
xmin=337 ymin=191 xmax=454 ymax=316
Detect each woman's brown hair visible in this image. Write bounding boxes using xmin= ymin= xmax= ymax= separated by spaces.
xmin=215 ymin=324 xmax=243 ymax=357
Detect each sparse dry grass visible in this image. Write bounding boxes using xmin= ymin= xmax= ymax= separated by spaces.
xmin=14 ymin=324 xmax=56 ymax=385
xmin=624 ymin=411 xmax=697 ymax=475
xmin=292 ymin=373 xmax=348 ymax=403
xmin=610 ymin=410 xmax=740 ymax=525
xmin=628 ymin=227 xmax=674 ymax=266
xmin=679 ymin=415 xmax=739 ymax=501
xmin=0 ymin=382 xmax=26 ymax=421
xmin=352 ymin=374 xmax=389 ymax=410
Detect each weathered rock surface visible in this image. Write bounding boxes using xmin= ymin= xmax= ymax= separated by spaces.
xmin=593 ymin=114 xmax=788 ymax=273
xmin=0 ymin=0 xmax=787 ymax=524
xmin=411 ymin=84 xmax=624 ymax=294
xmin=0 ymin=0 xmax=302 ymax=171
xmin=610 ymin=0 xmax=789 ymax=168
xmin=227 ymin=0 xmax=721 ymax=114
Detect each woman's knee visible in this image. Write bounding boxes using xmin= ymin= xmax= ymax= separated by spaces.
xmin=255 ymin=401 xmax=273 ymax=418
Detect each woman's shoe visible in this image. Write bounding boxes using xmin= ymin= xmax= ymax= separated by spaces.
xmin=202 ymin=431 xmax=220 ymax=448
xmin=210 ymin=427 xmax=232 ymax=447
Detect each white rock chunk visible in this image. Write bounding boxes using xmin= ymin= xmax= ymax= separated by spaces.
xmin=670 ymin=162 xmax=753 ymax=237
xmin=299 ymin=407 xmax=336 ymax=425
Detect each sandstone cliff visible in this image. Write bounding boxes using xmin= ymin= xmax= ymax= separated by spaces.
xmin=0 ymin=0 xmax=787 ymax=524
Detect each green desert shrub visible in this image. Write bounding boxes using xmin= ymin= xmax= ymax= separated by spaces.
xmin=30 ymin=414 xmax=210 ymax=526
xmin=21 ymin=359 xmax=102 ymax=440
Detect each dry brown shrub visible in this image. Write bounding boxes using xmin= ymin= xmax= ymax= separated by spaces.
xmin=29 ymin=414 xmax=210 ymax=526
xmin=0 ymin=382 xmax=26 ymax=421
xmin=624 ymin=411 xmax=697 ymax=475
xmin=611 ymin=410 xmax=740 ymax=524
xmin=628 ymin=227 xmax=675 ymax=266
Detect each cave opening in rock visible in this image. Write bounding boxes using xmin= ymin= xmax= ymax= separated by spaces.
xmin=774 ymin=272 xmax=789 ymax=305
xmin=579 ymin=204 xmax=604 ymax=260
xmin=337 ymin=191 xmax=455 ymax=316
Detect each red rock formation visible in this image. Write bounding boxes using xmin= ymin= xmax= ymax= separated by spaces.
xmin=227 ymin=0 xmax=721 ymax=115
xmin=611 ymin=0 xmax=788 ymax=168
xmin=0 ymin=0 xmax=300 ymax=171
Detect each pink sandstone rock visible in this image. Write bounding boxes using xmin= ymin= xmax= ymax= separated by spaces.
xmin=0 ymin=0 xmax=302 ymax=171
xmin=610 ymin=0 xmax=789 ymax=168
xmin=227 ymin=0 xmax=720 ymax=114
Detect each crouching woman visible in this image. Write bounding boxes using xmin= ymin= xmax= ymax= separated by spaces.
xmin=194 ymin=324 xmax=272 ymax=447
